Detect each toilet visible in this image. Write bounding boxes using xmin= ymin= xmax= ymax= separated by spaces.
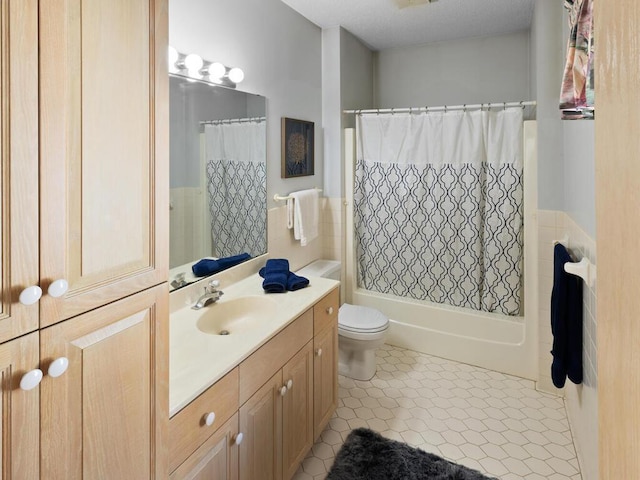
xmin=296 ymin=260 xmax=389 ymax=381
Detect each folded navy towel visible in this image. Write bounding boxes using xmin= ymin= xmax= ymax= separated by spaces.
xmin=287 ymin=272 xmax=309 ymax=291
xmin=259 ymin=260 xmax=310 ymax=292
xmin=550 ymin=244 xmax=583 ymax=388
xmin=261 ymin=259 xmax=290 ymax=293
xmin=192 ymin=252 xmax=251 ymax=277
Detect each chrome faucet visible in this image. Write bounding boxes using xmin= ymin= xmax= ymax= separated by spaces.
xmin=192 ymin=279 xmax=224 ymax=310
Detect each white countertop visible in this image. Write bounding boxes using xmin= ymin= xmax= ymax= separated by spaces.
xmin=169 ymin=273 xmax=339 ymax=417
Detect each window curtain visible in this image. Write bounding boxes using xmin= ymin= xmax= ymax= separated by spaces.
xmin=560 ymin=0 xmax=595 ymax=119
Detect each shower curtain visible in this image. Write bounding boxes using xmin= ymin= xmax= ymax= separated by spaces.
xmin=354 ymin=108 xmax=524 ymax=316
xmin=205 ymin=120 xmax=267 ymax=258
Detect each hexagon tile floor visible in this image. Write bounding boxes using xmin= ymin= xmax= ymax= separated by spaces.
xmin=293 ymin=343 xmax=581 ymax=480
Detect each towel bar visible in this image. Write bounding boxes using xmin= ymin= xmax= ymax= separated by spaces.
xmin=273 ymin=188 xmax=322 ymax=202
xmin=564 ymin=258 xmax=596 ymax=286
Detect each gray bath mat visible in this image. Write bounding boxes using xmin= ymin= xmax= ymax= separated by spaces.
xmin=326 ymin=428 xmax=498 ymax=480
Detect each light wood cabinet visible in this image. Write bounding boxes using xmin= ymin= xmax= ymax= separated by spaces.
xmin=313 ymin=289 xmax=339 ymax=439
xmin=170 ymin=414 xmax=240 ymax=480
xmin=0 ymin=332 xmax=40 ymax=479
xmin=172 ymin=287 xmax=339 ymax=480
xmin=0 ymin=0 xmax=169 ymax=477
xmin=0 ymin=0 xmax=39 ymax=345
xmin=38 ymin=0 xmax=169 ymax=328
xmin=239 ymin=371 xmax=283 ymax=480
xmin=40 ymin=284 xmax=168 ymax=479
xmin=313 ymin=322 xmax=339 ymax=439
xmin=281 ymin=342 xmax=314 ymax=480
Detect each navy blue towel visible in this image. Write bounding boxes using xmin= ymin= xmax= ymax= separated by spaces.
xmin=550 ymin=244 xmax=583 ymax=388
xmin=192 ymin=253 xmax=251 ymax=277
xmin=261 ymin=259 xmax=289 ymax=293
xmin=259 ymin=259 xmax=310 ymax=293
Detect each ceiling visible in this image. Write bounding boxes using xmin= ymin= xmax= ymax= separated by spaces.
xmin=279 ymin=0 xmax=536 ymax=51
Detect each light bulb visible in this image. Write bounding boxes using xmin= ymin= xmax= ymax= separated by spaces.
xmin=207 ymin=62 xmax=226 ymax=79
xmin=228 ymin=67 xmax=245 ymax=84
xmin=184 ymin=53 xmax=204 ymax=74
xmin=168 ymin=46 xmax=179 ymax=67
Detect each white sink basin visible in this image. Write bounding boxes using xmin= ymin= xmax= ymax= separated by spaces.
xmin=196 ymin=296 xmax=277 ymax=335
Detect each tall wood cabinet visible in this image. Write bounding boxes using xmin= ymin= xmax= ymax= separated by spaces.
xmin=0 ymin=0 xmax=169 ymax=478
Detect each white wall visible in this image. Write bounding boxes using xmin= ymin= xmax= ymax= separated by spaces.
xmin=374 ymin=31 xmax=530 ymax=108
xmin=170 ymin=0 xmax=323 ymax=210
xmin=564 ymin=122 xmax=596 ymax=237
xmin=531 ymin=0 xmax=565 ymax=211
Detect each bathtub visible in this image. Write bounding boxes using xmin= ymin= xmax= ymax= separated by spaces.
xmin=351 ymin=287 xmax=537 ymax=379
xmin=343 ymin=122 xmax=539 ymax=381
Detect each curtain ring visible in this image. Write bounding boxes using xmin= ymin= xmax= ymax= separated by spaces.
xmin=376 ymin=108 xmax=380 ymax=116
xmin=444 ymin=105 xmax=448 ymax=113
xmin=463 ymin=104 xmax=467 ymax=112
xmin=391 ymin=108 xmax=395 ymax=115
xmin=520 ymin=101 xmax=525 ymax=110
xmin=503 ymin=102 xmax=507 ymax=111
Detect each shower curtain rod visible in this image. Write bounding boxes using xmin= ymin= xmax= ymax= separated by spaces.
xmin=200 ymin=116 xmax=266 ymax=125
xmin=343 ymin=101 xmax=536 ymax=115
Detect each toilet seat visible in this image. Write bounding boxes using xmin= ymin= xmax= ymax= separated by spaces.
xmin=338 ymin=304 xmax=389 ymax=334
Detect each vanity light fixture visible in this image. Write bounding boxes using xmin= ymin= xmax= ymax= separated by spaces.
xmin=168 ymin=46 xmax=245 ymax=88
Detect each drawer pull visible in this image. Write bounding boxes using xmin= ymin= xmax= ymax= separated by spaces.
xmin=316 ymin=348 xmax=323 ymax=357
xmin=20 ymin=369 xmax=43 ymax=391
xmin=280 ymin=385 xmax=287 ymax=397
xmin=19 ymin=286 xmax=42 ymax=306
xmin=286 ymin=379 xmax=293 ymax=390
xmin=234 ymin=432 xmax=244 ymax=445
xmin=204 ymin=412 xmax=216 ymax=426
xmin=48 ymin=279 xmax=69 ymax=298
xmin=48 ymin=357 xmax=69 ymax=378
xmin=326 ymin=306 xmax=334 ymax=315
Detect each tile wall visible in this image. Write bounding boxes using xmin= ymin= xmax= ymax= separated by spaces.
xmin=537 ymin=210 xmax=598 ymax=480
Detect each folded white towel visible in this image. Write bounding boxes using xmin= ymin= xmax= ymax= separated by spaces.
xmin=289 ymin=189 xmax=319 ymax=246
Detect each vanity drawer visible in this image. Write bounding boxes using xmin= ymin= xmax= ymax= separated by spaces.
xmin=314 ymin=288 xmax=339 ymax=334
xmin=169 ymin=368 xmax=239 ymax=473
xmin=239 ymin=308 xmax=313 ymax=405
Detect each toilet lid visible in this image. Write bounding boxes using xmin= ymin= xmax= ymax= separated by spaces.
xmin=338 ymin=304 xmax=389 ymax=333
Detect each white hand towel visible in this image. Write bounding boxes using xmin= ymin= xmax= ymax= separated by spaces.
xmin=286 ymin=198 xmax=294 ymax=229
xmin=290 ymin=189 xmax=319 ymax=246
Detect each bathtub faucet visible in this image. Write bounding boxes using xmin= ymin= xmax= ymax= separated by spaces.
xmin=192 ymin=279 xmax=224 ymax=310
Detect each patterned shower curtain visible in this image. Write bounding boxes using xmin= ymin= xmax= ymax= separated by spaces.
xmin=205 ymin=120 xmax=267 ymax=258
xmin=354 ymin=108 xmax=524 ymax=316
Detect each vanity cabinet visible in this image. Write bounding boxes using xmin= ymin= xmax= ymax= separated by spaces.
xmin=170 ymin=288 xmax=339 ymax=480
xmin=0 ymin=0 xmax=169 ymax=477
xmin=313 ymin=289 xmax=339 ymax=439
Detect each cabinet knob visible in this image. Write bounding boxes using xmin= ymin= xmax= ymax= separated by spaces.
xmin=280 ymin=385 xmax=287 ymax=396
xmin=19 ymin=286 xmax=42 ymax=306
xmin=286 ymin=379 xmax=293 ymax=390
xmin=316 ymin=348 xmax=323 ymax=357
xmin=234 ymin=432 xmax=244 ymax=445
xmin=20 ymin=369 xmax=43 ymax=391
xmin=204 ymin=412 xmax=216 ymax=426
xmin=326 ymin=306 xmax=334 ymax=315
xmin=48 ymin=357 xmax=69 ymax=378
xmin=48 ymin=279 xmax=69 ymax=298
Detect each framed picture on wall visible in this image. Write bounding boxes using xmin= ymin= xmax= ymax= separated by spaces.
xmin=281 ymin=117 xmax=314 ymax=178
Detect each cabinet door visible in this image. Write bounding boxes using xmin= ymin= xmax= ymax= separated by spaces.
xmin=281 ymin=342 xmax=313 ymax=480
xmin=239 ymin=371 xmax=283 ymax=480
xmin=0 ymin=332 xmax=40 ymax=479
xmin=170 ymin=413 xmax=239 ymax=480
xmin=40 ymin=284 xmax=169 ymax=479
xmin=38 ymin=0 xmax=169 ymax=327
xmin=0 ymin=0 xmax=39 ymax=343
xmin=313 ymin=323 xmax=338 ymax=439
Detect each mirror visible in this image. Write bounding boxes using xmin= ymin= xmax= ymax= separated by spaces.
xmin=169 ymin=74 xmax=267 ymax=290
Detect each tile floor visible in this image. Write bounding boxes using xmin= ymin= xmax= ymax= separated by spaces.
xmin=293 ymin=344 xmax=581 ymax=480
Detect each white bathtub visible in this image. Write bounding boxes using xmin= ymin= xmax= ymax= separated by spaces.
xmin=351 ymin=287 xmax=536 ymax=379
xmin=343 ymin=122 xmax=539 ymax=381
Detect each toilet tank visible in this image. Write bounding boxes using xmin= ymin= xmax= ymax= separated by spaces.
xmin=296 ymin=259 xmax=341 ymax=281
